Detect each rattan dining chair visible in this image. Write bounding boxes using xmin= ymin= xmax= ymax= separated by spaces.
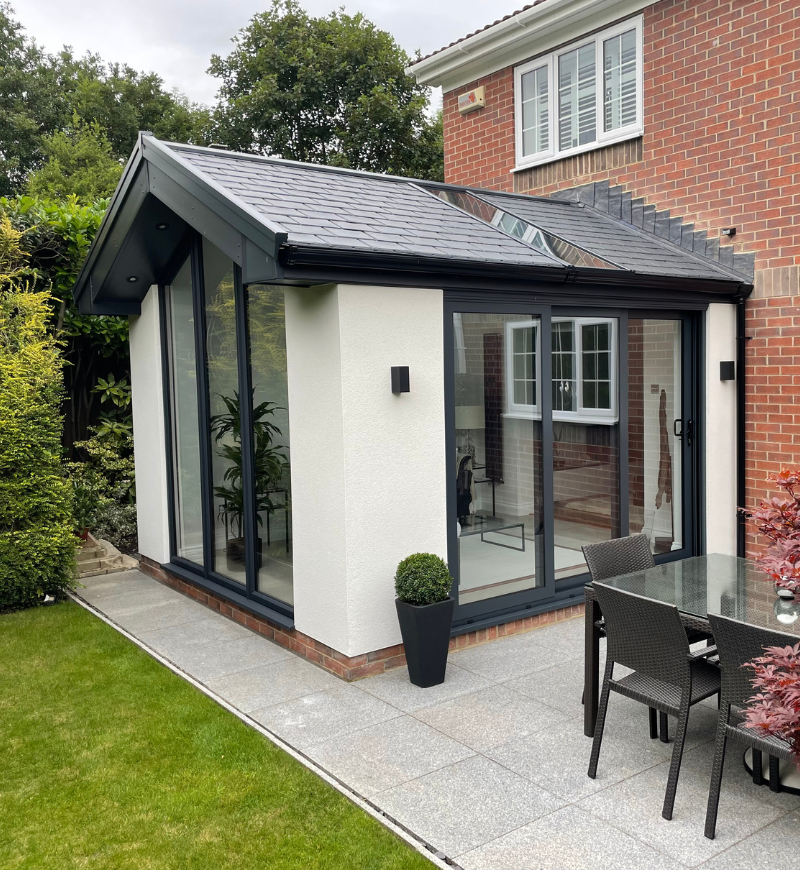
xmin=588 ymin=583 xmax=721 ymax=820
xmin=704 ymin=613 xmax=796 ymax=840
xmin=582 ymin=535 xmax=715 ymax=742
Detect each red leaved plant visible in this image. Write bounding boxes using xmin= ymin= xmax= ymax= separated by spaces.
xmin=749 ymin=469 xmax=800 ymax=594
xmin=743 ymin=641 xmax=800 ymax=764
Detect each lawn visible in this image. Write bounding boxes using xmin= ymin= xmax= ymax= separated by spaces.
xmin=0 ymin=601 xmax=432 ymax=870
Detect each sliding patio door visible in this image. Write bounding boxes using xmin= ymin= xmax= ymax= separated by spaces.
xmin=446 ymin=303 xmax=698 ymax=624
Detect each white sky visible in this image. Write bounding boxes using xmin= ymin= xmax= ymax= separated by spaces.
xmin=17 ymin=0 xmax=521 ymax=107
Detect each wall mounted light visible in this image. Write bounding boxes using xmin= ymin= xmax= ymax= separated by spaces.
xmin=391 ymin=366 xmax=410 ymax=394
xmin=720 ymin=361 xmax=735 ymax=381
xmin=126 ymin=275 xmax=139 ymax=283
xmin=721 ymin=228 xmax=736 ymax=237
xmin=156 ymin=222 xmax=169 ymax=231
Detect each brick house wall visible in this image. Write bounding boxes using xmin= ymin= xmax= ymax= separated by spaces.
xmin=441 ymin=0 xmax=800 ymax=553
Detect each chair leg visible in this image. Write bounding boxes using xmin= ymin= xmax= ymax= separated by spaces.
xmin=704 ymin=715 xmax=729 ymax=840
xmin=659 ymin=711 xmax=669 ymax=743
xmin=769 ymin=755 xmax=781 ymax=793
xmin=588 ymin=659 xmax=615 ymax=779
xmin=649 ymin=707 xmax=658 ymax=739
xmin=662 ymin=698 xmax=691 ymax=821
xmin=751 ymin=749 xmax=763 ymax=786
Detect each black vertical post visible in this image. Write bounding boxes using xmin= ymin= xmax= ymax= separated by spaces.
xmin=235 ymin=268 xmax=257 ymax=597
xmin=158 ymin=285 xmax=177 ymax=561
xmin=618 ymin=312 xmax=629 ymax=540
xmin=540 ymin=307 xmax=554 ymax=591
xmin=191 ymin=235 xmax=215 ymax=574
xmin=736 ymin=297 xmax=747 ymax=558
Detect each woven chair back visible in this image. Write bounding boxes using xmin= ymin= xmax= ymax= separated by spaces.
xmin=593 ymin=582 xmax=690 ymax=686
xmin=707 ymin=613 xmax=797 ymax=709
xmin=582 ymin=535 xmax=655 ymax=582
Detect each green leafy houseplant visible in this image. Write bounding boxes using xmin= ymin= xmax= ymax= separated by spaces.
xmin=395 ymin=554 xmax=453 ymax=607
xmin=210 ymin=391 xmax=288 ymax=559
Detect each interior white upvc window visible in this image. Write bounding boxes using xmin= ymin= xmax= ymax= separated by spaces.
xmin=505 ymin=318 xmax=618 ymax=424
xmin=514 ymin=16 xmax=643 ymax=170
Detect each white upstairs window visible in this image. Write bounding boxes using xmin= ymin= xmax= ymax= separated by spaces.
xmin=515 ymin=16 xmax=643 ymax=170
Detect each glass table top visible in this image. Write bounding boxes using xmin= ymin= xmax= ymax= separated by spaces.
xmin=593 ymin=553 xmax=800 ymax=636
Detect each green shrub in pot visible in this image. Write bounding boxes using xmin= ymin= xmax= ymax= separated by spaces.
xmin=395 ymin=553 xmax=452 ymax=606
xmin=394 ymin=553 xmax=454 ymax=687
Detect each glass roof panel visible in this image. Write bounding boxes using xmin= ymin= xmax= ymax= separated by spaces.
xmin=430 ymin=188 xmax=620 ymax=270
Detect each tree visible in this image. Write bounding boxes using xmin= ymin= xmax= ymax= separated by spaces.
xmin=209 ymin=0 xmax=443 ymax=180
xmin=26 ymin=116 xmax=123 ymax=201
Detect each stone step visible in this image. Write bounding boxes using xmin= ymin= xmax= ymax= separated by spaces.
xmin=77 ymin=564 xmax=131 ymax=579
xmin=76 ymin=546 xmax=106 ymax=562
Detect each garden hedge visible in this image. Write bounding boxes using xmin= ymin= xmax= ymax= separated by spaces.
xmin=0 ymin=284 xmax=75 ymax=609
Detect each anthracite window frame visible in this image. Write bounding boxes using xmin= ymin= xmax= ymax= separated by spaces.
xmin=159 ymin=230 xmax=294 ymax=627
xmin=445 ymin=291 xmax=703 ymax=635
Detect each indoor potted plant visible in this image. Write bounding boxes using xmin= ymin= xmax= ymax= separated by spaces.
xmin=394 ymin=553 xmax=455 ymax=688
xmin=750 ymin=469 xmax=800 ymax=599
xmin=210 ymin=391 xmax=288 ymax=566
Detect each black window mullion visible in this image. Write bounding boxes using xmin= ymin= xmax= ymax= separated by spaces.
xmin=158 ymin=285 xmax=177 ymax=560
xmin=235 ymin=270 xmax=257 ymax=597
xmin=618 ymin=310 xmax=629 ymax=540
xmin=540 ymin=307 xmax=555 ymax=591
xmin=190 ymin=235 xmax=216 ymax=575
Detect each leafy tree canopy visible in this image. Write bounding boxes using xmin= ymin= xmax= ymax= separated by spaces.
xmin=26 ymin=116 xmax=123 ymax=201
xmin=209 ymin=0 xmax=443 ymax=180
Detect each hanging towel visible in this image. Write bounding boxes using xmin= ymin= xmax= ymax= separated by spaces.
xmin=655 ymin=389 xmax=672 ymax=510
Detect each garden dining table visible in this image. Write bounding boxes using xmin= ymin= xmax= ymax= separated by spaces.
xmin=583 ymin=553 xmax=800 ymax=738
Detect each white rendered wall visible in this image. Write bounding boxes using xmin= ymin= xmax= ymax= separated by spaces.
xmin=286 ymin=284 xmax=447 ymax=657
xmin=129 ymin=285 xmax=170 ymax=565
xmin=705 ymin=303 xmax=737 ymax=556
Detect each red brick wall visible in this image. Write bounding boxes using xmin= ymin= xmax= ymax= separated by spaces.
xmin=442 ymin=0 xmax=800 ymax=552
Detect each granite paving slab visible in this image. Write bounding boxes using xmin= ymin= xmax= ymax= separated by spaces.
xmin=357 ymin=662 xmax=491 ymax=713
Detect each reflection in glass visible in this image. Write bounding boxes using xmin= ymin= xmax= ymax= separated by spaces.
xmin=553 ymin=318 xmax=619 ymax=580
xmin=248 ymin=284 xmax=293 ymax=605
xmin=167 ymin=257 xmax=204 ymax=565
xmin=203 ymin=239 xmax=244 ymax=584
xmin=454 ymin=313 xmax=544 ymax=606
xmin=628 ymin=319 xmax=682 ymax=554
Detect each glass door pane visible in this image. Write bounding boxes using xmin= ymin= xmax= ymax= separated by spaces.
xmin=203 ymin=239 xmax=245 ymax=585
xmin=553 ymin=317 xmax=620 ymax=580
xmin=454 ymin=313 xmax=544 ymax=606
xmin=628 ymin=319 xmax=683 ymax=553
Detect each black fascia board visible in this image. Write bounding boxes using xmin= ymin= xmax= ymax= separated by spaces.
xmin=278 ymin=244 xmax=749 ymax=301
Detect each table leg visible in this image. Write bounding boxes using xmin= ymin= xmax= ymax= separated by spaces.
xmin=584 ymin=594 xmax=601 ymax=737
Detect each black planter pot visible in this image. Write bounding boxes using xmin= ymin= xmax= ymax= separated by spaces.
xmin=226 ymin=536 xmax=263 ymax=570
xmin=395 ymin=597 xmax=455 ymax=688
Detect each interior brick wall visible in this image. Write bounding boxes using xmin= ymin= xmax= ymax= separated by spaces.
xmin=442 ymin=0 xmax=800 ymax=550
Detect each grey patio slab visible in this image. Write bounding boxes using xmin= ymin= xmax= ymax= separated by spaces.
xmin=504 ymin=656 xmax=589 ymax=720
xmin=250 ymin=684 xmax=401 ymax=749
xmin=414 ymin=683 xmax=568 ymax=752
xmin=356 ymin=662 xmax=491 ymax=713
xmin=136 ymin=615 xmax=254 ymax=655
xmin=486 ymin=714 xmax=667 ymax=801
xmin=91 ymin=585 xmax=192 ymax=618
xmin=449 ymin=627 xmax=582 ymax=683
xmin=159 ymin=634 xmax=293 ymax=682
xmin=304 ymin=715 xmax=475 ymax=796
xmin=112 ymin=598 xmax=212 ymax=634
xmin=77 ymin=570 xmax=159 ymax=600
xmin=578 ymin=740 xmax=787 ymax=868
xmin=375 ymin=755 xmax=566 ymax=857
xmin=698 ymin=811 xmax=800 ymax=870
xmin=457 ymin=804 xmax=687 ymax=870
xmin=204 ymin=657 xmax=342 ymax=713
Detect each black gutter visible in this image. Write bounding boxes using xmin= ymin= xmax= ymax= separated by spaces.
xmin=736 ymin=295 xmax=747 ymax=557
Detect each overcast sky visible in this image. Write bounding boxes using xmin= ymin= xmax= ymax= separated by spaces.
xmin=17 ymin=0 xmax=521 ymax=107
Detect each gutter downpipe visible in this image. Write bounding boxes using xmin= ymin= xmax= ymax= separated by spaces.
xmin=736 ymin=293 xmax=747 ymax=558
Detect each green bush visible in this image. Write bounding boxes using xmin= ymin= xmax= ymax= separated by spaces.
xmin=394 ymin=553 xmax=452 ymax=606
xmin=0 ymin=240 xmax=76 ymax=609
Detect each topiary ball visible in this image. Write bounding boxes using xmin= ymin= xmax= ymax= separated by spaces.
xmin=395 ymin=553 xmax=452 ymax=607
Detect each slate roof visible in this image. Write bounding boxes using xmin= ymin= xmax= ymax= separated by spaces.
xmin=167 ymin=144 xmax=560 ymax=269
xmin=166 ymin=143 xmax=746 ymax=284
xmin=474 ymin=191 xmax=741 ymax=281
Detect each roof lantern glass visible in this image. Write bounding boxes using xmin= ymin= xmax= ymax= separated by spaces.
xmin=430 ymin=188 xmax=620 ymax=270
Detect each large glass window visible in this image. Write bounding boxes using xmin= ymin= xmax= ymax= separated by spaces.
xmin=515 ymin=17 xmax=642 ymax=168
xmin=167 ymin=258 xmax=204 ymax=565
xmin=248 ymin=284 xmax=293 ymax=605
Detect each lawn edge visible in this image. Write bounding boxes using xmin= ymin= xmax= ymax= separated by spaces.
xmin=67 ymin=593 xmax=450 ymax=870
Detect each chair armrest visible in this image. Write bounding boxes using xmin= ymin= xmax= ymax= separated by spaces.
xmin=688 ymin=645 xmax=717 ymax=660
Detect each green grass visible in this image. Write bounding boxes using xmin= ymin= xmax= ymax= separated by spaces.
xmin=0 ymin=601 xmax=432 ymax=870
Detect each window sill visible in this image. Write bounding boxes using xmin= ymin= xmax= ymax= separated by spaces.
xmin=503 ymin=412 xmax=619 ymax=425
xmin=512 ymin=129 xmax=643 ymax=174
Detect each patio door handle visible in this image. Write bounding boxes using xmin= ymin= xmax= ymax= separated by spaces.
xmin=673 ymin=418 xmax=693 ymax=446
xmin=673 ymin=419 xmax=682 ymax=438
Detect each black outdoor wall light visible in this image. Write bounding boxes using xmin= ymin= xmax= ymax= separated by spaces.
xmin=720 ymin=361 xmax=735 ymax=381
xmin=391 ymin=366 xmax=410 ymax=394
